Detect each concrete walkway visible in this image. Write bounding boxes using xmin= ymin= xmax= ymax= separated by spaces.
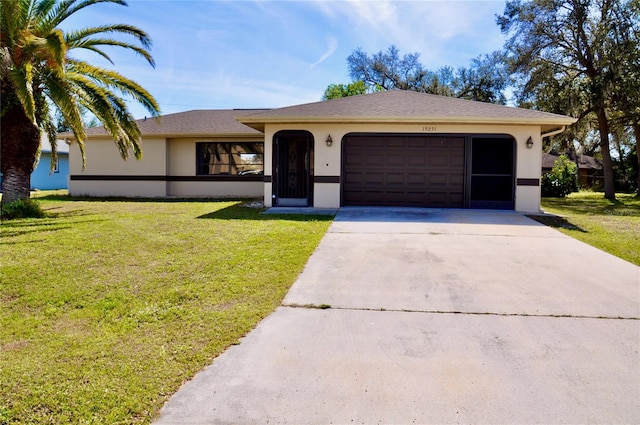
xmin=155 ymin=208 xmax=640 ymax=424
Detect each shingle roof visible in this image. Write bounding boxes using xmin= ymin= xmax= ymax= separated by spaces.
xmin=40 ymin=134 xmax=69 ymax=153
xmin=61 ymin=109 xmax=266 ymax=139
xmin=238 ymin=90 xmax=576 ymax=131
xmin=542 ymin=153 xmax=602 ymax=169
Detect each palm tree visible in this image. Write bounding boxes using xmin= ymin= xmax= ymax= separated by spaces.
xmin=1 ymin=0 xmax=160 ymax=205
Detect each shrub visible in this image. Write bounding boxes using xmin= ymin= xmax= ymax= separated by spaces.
xmin=0 ymin=199 xmax=45 ymax=219
xmin=542 ymin=154 xmax=578 ymax=197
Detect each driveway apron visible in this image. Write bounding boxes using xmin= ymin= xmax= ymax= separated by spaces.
xmin=155 ymin=208 xmax=640 ymax=424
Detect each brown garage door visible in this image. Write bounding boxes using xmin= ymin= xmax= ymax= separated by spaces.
xmin=342 ymin=134 xmax=465 ymax=207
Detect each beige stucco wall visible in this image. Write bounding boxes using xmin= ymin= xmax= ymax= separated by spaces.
xmin=69 ymin=136 xmax=264 ymax=198
xmin=70 ymin=180 xmax=167 ymax=197
xmin=69 ymin=138 xmax=168 ymax=197
xmin=69 ymin=138 xmax=168 ymax=176
xmin=167 ymin=181 xmax=262 ymax=198
xmin=262 ymin=122 xmax=544 ymax=212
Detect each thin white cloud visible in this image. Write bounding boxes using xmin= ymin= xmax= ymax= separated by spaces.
xmin=309 ymin=0 xmax=506 ymax=67
xmin=62 ymin=0 xmax=509 ymax=118
xmin=310 ymin=36 xmax=339 ymax=69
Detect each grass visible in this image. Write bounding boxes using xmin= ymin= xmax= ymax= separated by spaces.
xmin=533 ymin=191 xmax=640 ymax=266
xmin=0 ymin=194 xmax=333 ymax=424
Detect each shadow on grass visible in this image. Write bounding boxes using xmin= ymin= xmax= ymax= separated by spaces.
xmin=542 ymin=194 xmax=640 ymax=217
xmin=526 ymin=214 xmax=587 ymax=233
xmin=198 ymin=204 xmax=335 ymax=222
xmin=0 ymin=214 xmax=107 ymax=240
xmin=36 ymin=194 xmax=261 ymax=204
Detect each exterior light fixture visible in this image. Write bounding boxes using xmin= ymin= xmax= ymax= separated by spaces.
xmin=326 ymin=134 xmax=333 ymax=147
xmin=526 ymin=136 xmax=534 ymax=149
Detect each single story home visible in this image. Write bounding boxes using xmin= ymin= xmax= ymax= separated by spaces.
xmin=66 ymin=90 xmax=576 ymax=213
xmin=31 ymin=137 xmax=70 ymax=190
xmin=542 ymin=152 xmax=602 ymax=188
xmin=0 ymin=136 xmax=69 ymax=192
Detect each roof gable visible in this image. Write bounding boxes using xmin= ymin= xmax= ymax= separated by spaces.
xmin=238 ymin=90 xmax=576 ymax=131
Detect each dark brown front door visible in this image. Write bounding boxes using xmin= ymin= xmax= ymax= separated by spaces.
xmin=273 ymin=131 xmax=314 ymax=207
xmin=342 ymin=134 xmax=465 ymax=208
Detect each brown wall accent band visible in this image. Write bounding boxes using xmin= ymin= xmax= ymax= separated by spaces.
xmin=263 ymin=175 xmax=272 ymax=182
xmin=314 ymin=176 xmax=340 ymax=183
xmin=516 ymin=178 xmax=540 ymax=186
xmin=70 ymin=175 xmax=263 ymax=182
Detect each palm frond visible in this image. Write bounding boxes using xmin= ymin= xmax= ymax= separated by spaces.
xmin=67 ymin=72 xmax=142 ymax=160
xmin=34 ymin=94 xmax=60 ymax=172
xmin=9 ymin=64 xmax=37 ymax=123
xmin=33 ymin=0 xmax=57 ymax=26
xmin=65 ymin=24 xmax=153 ymax=50
xmin=68 ymin=60 xmax=160 ymax=116
xmin=66 ymin=37 xmax=155 ymax=67
xmin=44 ymin=29 xmax=67 ymax=70
xmin=1 ymin=0 xmax=30 ymax=46
xmin=42 ymin=70 xmax=88 ymax=166
xmin=34 ymin=0 xmax=57 ymax=16
xmin=51 ymin=0 xmax=126 ymax=28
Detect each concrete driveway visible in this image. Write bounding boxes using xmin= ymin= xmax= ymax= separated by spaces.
xmin=155 ymin=208 xmax=640 ymax=424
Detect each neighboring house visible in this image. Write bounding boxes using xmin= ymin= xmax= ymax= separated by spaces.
xmin=0 ymin=136 xmax=69 ymax=192
xmin=31 ymin=137 xmax=70 ymax=190
xmin=65 ymin=90 xmax=576 ymax=213
xmin=542 ymin=152 xmax=602 ymax=188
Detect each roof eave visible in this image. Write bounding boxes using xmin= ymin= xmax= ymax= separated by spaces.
xmin=238 ymin=115 xmax=578 ymax=128
xmin=61 ymin=132 xmax=263 ymax=141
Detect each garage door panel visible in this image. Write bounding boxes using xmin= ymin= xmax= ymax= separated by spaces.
xmin=365 ymin=155 xmax=385 ymax=166
xmin=451 ymin=155 xmax=465 ymax=167
xmin=343 ymin=172 xmax=364 ymax=184
xmin=407 ymin=173 xmax=426 ymax=184
xmin=366 ymin=138 xmax=385 ymax=148
xmin=364 ymin=172 xmax=385 ymax=184
xmin=344 ymin=153 xmax=364 ymax=165
xmin=386 ymin=173 xmax=405 ymax=185
xmin=408 ymin=156 xmax=426 ymax=167
xmin=387 ymin=138 xmax=405 ymax=147
xmin=428 ymin=173 xmax=449 ymax=186
xmin=428 ymin=155 xmax=449 ymax=167
xmin=450 ymin=173 xmax=465 ymax=185
xmin=408 ymin=139 xmax=427 ymax=148
xmin=387 ymin=155 xmax=405 ymax=166
xmin=343 ymin=135 xmax=465 ymax=208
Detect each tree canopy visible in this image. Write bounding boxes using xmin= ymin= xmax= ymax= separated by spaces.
xmin=322 ymin=81 xmax=372 ymax=100
xmin=0 ymin=0 xmax=160 ymax=205
xmin=498 ymin=0 xmax=639 ymax=198
xmin=326 ymin=45 xmax=509 ymax=104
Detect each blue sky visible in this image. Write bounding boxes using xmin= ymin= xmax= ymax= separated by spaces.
xmin=61 ymin=0 xmax=508 ymax=119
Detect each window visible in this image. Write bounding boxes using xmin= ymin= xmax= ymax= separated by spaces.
xmin=53 ymin=157 xmax=59 ymax=173
xmin=196 ymin=142 xmax=264 ymax=176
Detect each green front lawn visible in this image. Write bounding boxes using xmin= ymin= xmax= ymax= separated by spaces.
xmin=537 ymin=192 xmax=640 ymax=266
xmin=0 ymin=196 xmax=332 ymax=424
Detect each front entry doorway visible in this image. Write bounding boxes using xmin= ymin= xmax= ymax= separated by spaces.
xmin=273 ymin=131 xmax=314 ymax=207
xmin=468 ymin=136 xmax=515 ymax=209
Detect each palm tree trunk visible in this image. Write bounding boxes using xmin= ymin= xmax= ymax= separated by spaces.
xmin=596 ymin=105 xmax=616 ymax=200
xmin=1 ymin=103 xmax=41 ymax=205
